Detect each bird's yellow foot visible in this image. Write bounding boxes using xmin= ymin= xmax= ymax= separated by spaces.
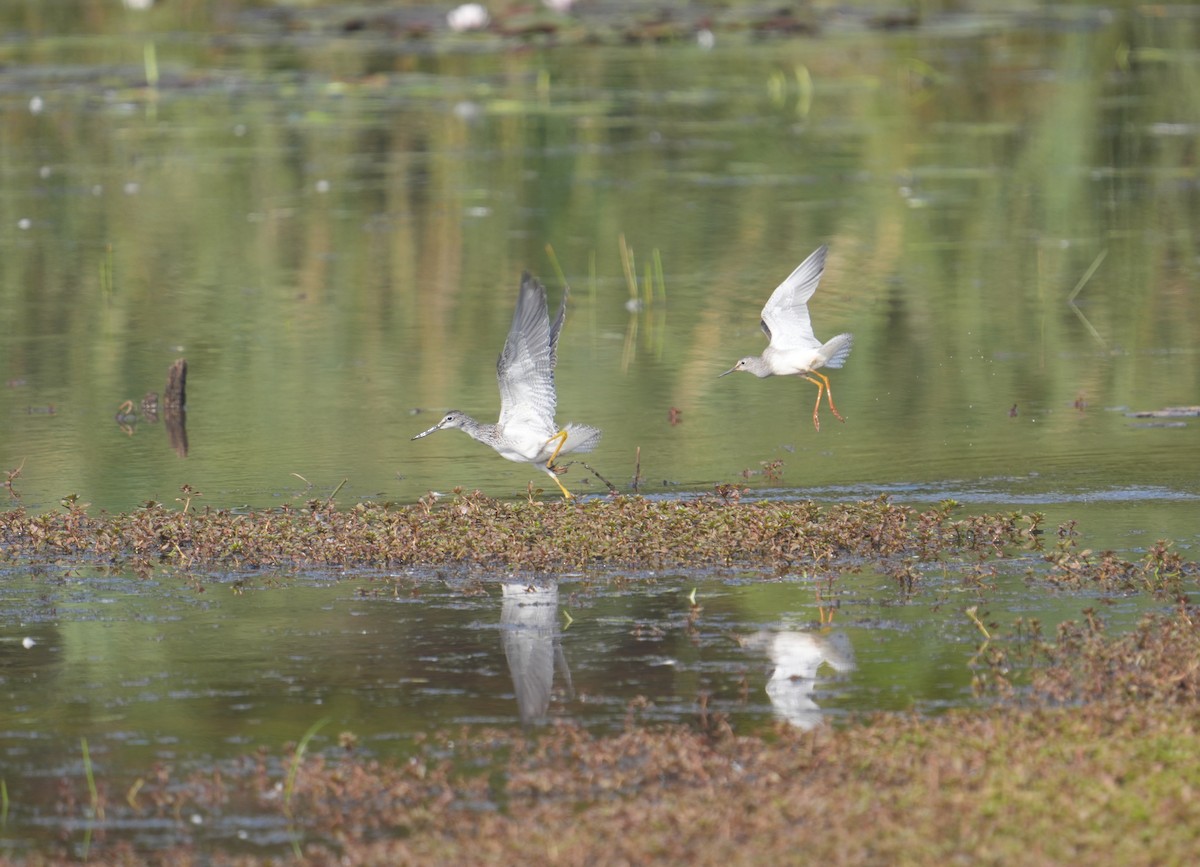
xmin=544 ymin=429 xmax=570 ymax=469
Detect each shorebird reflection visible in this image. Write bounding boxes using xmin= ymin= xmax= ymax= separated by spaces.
xmin=748 ymin=629 xmax=855 ymax=730
xmin=500 ymin=582 xmax=574 ymax=724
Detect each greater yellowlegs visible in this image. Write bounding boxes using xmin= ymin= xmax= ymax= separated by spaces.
xmin=412 ymin=273 xmax=601 ymax=498
xmin=719 ymin=245 xmax=852 ymax=432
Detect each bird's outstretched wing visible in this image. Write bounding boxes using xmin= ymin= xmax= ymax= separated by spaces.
xmin=497 ymin=273 xmax=559 ymax=432
xmin=759 ymin=245 xmax=827 ymax=351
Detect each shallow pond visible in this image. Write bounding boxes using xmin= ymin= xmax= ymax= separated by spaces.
xmin=0 ymin=557 xmax=1160 ymax=851
xmin=0 ymin=0 xmax=1198 ymax=857
xmin=0 ymin=2 xmax=1196 ymax=532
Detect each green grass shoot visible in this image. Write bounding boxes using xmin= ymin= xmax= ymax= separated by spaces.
xmin=144 ymin=41 xmax=159 ymax=89
xmin=284 ymin=717 xmax=331 ymax=817
xmin=1066 ymin=248 xmax=1108 ymax=346
xmin=99 ymin=243 xmax=114 ymax=301
xmin=81 ymin=738 xmax=100 ymax=818
xmin=652 ymin=248 xmax=666 ymax=303
xmin=618 ymin=233 xmax=638 ymax=300
xmin=544 ymin=243 xmax=568 ymax=290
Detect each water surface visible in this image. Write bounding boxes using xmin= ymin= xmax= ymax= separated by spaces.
xmin=0 ymin=4 xmax=1196 ymax=550
xmin=1 ymin=1 xmax=1198 ymax=854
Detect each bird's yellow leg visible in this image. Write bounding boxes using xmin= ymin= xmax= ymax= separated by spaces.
xmin=543 ymin=429 xmax=569 ymax=469
xmin=817 ymin=371 xmax=846 ymax=423
xmin=804 ymin=372 xmax=846 ymax=428
xmin=816 ymin=587 xmax=835 ymax=625
xmin=540 ymin=430 xmax=573 ymax=499
xmin=802 ymin=375 xmax=826 ymax=432
xmin=544 ymin=467 xmax=573 ymax=499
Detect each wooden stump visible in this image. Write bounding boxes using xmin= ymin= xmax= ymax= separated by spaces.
xmin=164 ymin=358 xmax=188 ymax=457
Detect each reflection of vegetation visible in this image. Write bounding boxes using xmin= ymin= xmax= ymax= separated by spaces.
xmin=28 ymin=605 xmax=1200 ymax=864
xmin=0 ymin=4 xmax=1197 ymax=515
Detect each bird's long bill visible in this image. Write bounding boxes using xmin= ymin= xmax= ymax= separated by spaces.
xmin=717 ymin=365 xmax=737 ymax=377
xmin=411 ymin=422 xmax=443 ymax=441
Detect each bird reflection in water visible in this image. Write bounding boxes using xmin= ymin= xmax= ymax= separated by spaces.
xmin=746 ymin=628 xmax=855 ymax=730
xmin=500 ymin=582 xmax=574 ymax=725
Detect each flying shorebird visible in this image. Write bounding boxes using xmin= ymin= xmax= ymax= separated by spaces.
xmin=719 ymin=245 xmax=852 ymax=432
xmin=411 ymin=273 xmax=601 ymax=498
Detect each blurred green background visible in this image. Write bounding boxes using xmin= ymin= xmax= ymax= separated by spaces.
xmin=0 ymin=1 xmax=1196 ymax=542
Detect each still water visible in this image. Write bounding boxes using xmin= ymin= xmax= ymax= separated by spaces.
xmin=0 ymin=3 xmax=1196 ymax=539
xmin=0 ymin=564 xmax=1153 ymax=762
xmin=0 ymin=557 xmax=1162 ymax=852
xmin=0 ymin=0 xmax=1198 ymax=854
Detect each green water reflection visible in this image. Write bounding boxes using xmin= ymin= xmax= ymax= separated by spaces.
xmin=2 ymin=5 xmax=1198 ymax=545
xmin=0 ymin=565 xmax=1152 ymax=761
xmin=0 ymin=561 xmax=1161 ymax=852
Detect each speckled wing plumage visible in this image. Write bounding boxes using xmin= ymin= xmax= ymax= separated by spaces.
xmin=496 ymin=273 xmax=559 ymax=436
xmin=759 ymin=244 xmax=827 ymax=352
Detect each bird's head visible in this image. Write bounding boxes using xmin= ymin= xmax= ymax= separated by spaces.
xmin=411 ymin=411 xmax=466 ymax=440
xmin=718 ymin=357 xmax=764 ymax=378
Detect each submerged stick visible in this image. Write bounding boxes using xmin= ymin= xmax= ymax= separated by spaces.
xmin=326 ymin=478 xmax=348 ymax=506
xmin=164 ymin=358 xmax=188 ymax=457
xmin=580 ymin=462 xmax=619 ymax=495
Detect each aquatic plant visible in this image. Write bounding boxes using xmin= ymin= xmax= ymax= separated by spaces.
xmin=0 ymin=492 xmax=1048 ymax=577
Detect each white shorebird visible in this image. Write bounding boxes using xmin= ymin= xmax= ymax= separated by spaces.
xmin=719 ymin=245 xmax=852 ymax=432
xmin=412 ymin=273 xmax=601 ymax=498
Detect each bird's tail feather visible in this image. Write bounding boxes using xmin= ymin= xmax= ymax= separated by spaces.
xmin=821 ymin=333 xmax=853 ymax=369
xmin=561 ymin=423 xmax=602 ymax=454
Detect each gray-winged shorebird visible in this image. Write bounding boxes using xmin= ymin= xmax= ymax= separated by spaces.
xmin=719 ymin=245 xmax=852 ymax=432
xmin=412 ymin=273 xmax=601 ymax=498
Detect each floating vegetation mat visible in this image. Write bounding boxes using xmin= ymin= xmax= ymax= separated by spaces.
xmin=2 ymin=492 xmax=1195 ymax=594
xmin=0 ymin=491 xmax=1046 ymax=574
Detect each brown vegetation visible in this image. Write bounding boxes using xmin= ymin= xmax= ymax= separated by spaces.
xmin=11 ymin=605 xmax=1200 ymax=866
xmin=0 ymin=491 xmax=1042 ymax=575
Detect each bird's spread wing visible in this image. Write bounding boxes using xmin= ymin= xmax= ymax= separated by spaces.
xmin=759 ymin=245 xmax=827 ymax=351
xmin=497 ymin=273 xmax=558 ymax=432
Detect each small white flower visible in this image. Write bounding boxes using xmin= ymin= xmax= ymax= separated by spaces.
xmin=447 ymin=3 xmax=489 ymax=32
